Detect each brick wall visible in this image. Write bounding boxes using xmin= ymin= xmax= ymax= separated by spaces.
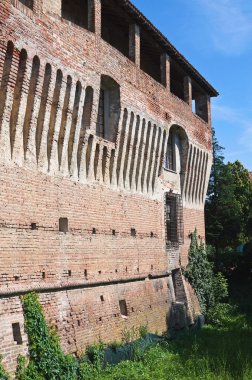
xmin=0 ymin=0 xmax=213 ymax=373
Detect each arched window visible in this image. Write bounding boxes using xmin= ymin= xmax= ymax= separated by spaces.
xmin=165 ymin=126 xmax=187 ymax=174
xmin=164 ymin=125 xmax=189 ymax=194
xmin=96 ymin=75 xmax=120 ymax=143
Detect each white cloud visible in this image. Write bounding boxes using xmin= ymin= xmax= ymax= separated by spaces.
xmin=195 ymin=0 xmax=252 ymax=54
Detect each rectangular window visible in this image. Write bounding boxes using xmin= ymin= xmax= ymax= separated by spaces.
xmin=62 ymin=0 xmax=89 ymax=29
xmin=101 ymin=0 xmax=130 ymax=58
xmin=97 ymin=89 xmax=105 ymax=138
xmin=165 ymin=133 xmax=176 ymax=171
xmin=165 ymin=193 xmax=183 ymax=247
xmin=59 ymin=217 xmax=68 ymax=233
xmin=96 ymin=76 xmax=120 ymax=143
xmin=12 ymin=323 xmax=23 ymax=345
xmin=140 ymin=29 xmax=162 ymax=83
xmin=119 ymin=299 xmax=128 ymax=316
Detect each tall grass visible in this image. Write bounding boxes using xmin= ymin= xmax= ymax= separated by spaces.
xmin=89 ymin=280 xmax=252 ymax=380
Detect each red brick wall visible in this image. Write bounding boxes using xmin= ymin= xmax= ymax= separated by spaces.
xmin=0 ymin=0 xmax=212 ymax=373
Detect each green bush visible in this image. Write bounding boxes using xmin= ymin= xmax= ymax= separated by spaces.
xmin=138 ymin=324 xmax=149 ymax=339
xmin=0 ymin=355 xmax=9 ymax=380
xmin=206 ymin=303 xmax=238 ymax=327
xmin=21 ymin=292 xmax=78 ymax=380
xmin=184 ymin=230 xmax=228 ymax=314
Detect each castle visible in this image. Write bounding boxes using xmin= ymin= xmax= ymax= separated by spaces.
xmin=0 ymin=0 xmax=218 ymax=373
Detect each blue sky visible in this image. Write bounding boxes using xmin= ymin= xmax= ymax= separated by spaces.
xmin=132 ymin=0 xmax=252 ymax=171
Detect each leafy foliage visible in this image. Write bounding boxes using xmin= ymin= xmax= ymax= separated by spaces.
xmin=20 ymin=292 xmax=78 ymax=380
xmin=184 ymin=230 xmax=228 ymax=314
xmin=205 ymin=128 xmax=252 ymax=254
xmin=0 ymin=355 xmax=9 ymax=380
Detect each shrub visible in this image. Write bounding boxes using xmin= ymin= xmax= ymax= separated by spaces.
xmin=21 ymin=292 xmax=78 ymax=380
xmin=185 ymin=230 xmax=228 ymax=314
xmin=0 ymin=355 xmax=9 ymax=380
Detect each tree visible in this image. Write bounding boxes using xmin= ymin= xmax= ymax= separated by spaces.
xmin=205 ymin=129 xmax=252 ymax=255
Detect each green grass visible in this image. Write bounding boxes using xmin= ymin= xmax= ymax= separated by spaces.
xmin=6 ymin=281 xmax=252 ymax=379
xmin=86 ymin=280 xmax=252 ymax=380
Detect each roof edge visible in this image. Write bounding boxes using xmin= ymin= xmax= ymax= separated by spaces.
xmin=120 ymin=0 xmax=219 ymax=97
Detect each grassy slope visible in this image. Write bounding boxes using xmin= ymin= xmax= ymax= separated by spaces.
xmin=92 ymin=280 xmax=252 ymax=380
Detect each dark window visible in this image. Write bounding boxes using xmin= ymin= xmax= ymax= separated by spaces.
xmin=131 ymin=228 xmax=136 ymax=237
xmin=165 ymin=193 xmax=184 ymax=247
xmin=61 ymin=0 xmax=94 ymax=30
xmin=12 ymin=323 xmax=23 ymax=345
xmin=97 ymin=89 xmax=106 ymax=138
xmin=119 ymin=300 xmax=128 ymax=316
xmin=140 ymin=29 xmax=162 ymax=83
xmin=31 ymin=223 xmax=37 ymax=230
xmin=192 ymin=82 xmax=209 ymax=122
xmin=165 ymin=132 xmax=176 ymax=171
xmin=170 ymin=60 xmax=186 ymax=101
xmin=19 ymin=0 xmax=33 ymax=10
xmin=101 ymin=0 xmax=130 ymax=57
xmin=59 ymin=218 xmax=68 ymax=233
xmin=96 ymin=76 xmax=120 ymax=143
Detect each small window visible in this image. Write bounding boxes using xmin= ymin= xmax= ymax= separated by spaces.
xmin=140 ymin=28 xmax=162 ymax=83
xmin=19 ymin=0 xmax=33 ymax=10
xmin=170 ymin=60 xmax=186 ymax=101
xmin=165 ymin=132 xmax=176 ymax=171
xmin=96 ymin=75 xmax=120 ymax=143
xmin=31 ymin=223 xmax=37 ymax=230
xmin=192 ymin=82 xmax=209 ymax=123
xmin=131 ymin=228 xmax=136 ymax=237
xmin=12 ymin=323 xmax=23 ymax=345
xmin=119 ymin=299 xmax=128 ymax=316
xmin=59 ymin=218 xmax=68 ymax=233
xmin=61 ymin=0 xmax=94 ymax=30
xmin=101 ymin=0 xmax=130 ymax=58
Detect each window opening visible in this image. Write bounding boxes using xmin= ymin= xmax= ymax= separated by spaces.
xmin=96 ymin=76 xmax=120 ymax=142
xmin=19 ymin=0 xmax=33 ymax=10
xmin=140 ymin=28 xmax=162 ymax=83
xmin=165 ymin=193 xmax=184 ymax=247
xmin=192 ymin=81 xmax=209 ymax=122
xmin=101 ymin=0 xmax=130 ymax=57
xmin=59 ymin=218 xmax=68 ymax=233
xmin=131 ymin=228 xmax=136 ymax=237
xmin=165 ymin=132 xmax=176 ymax=171
xmin=31 ymin=223 xmax=37 ymax=230
xmin=12 ymin=323 xmax=23 ymax=345
xmin=170 ymin=60 xmax=186 ymax=101
xmin=119 ymin=300 xmax=128 ymax=316
xmin=62 ymin=0 xmax=94 ymax=30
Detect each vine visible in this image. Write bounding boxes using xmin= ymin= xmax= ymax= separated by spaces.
xmin=20 ymin=292 xmax=78 ymax=380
